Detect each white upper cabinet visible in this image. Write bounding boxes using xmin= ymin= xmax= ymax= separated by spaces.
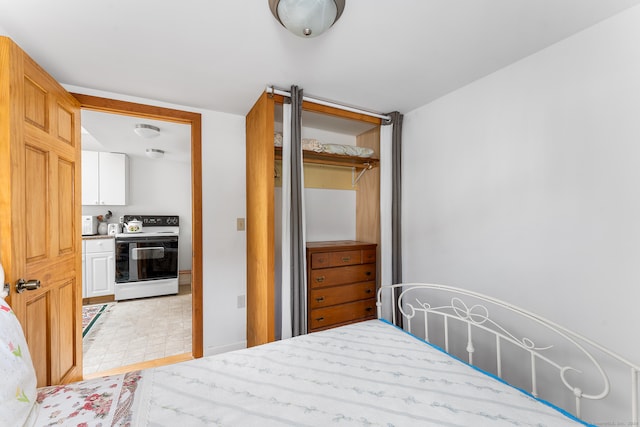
xmin=82 ymin=151 xmax=128 ymax=205
xmin=82 ymin=151 xmax=99 ymax=205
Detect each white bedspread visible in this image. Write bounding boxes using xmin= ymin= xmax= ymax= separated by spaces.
xmin=124 ymin=320 xmax=584 ymax=426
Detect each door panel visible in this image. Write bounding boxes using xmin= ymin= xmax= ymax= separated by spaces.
xmin=0 ymin=36 xmax=82 ymax=386
xmin=58 ymin=158 xmax=75 ymax=254
xmin=25 ymin=145 xmax=48 ymax=261
xmin=57 ymin=105 xmax=74 ymax=144
xmin=57 ymin=280 xmax=76 ymax=380
xmin=24 ymin=76 xmax=48 ymax=130
xmin=25 ymin=293 xmax=49 ymax=387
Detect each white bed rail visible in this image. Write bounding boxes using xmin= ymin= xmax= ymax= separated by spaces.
xmin=376 ymin=283 xmax=640 ymax=424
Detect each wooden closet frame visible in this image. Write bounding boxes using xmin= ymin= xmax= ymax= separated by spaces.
xmin=246 ymin=92 xmax=382 ymax=347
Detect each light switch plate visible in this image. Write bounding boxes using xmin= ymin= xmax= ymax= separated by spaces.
xmin=236 ymin=218 xmax=245 ymax=231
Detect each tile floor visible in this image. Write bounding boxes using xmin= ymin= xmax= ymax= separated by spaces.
xmin=83 ymin=291 xmax=192 ymax=376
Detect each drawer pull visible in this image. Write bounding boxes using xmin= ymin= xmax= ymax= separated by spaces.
xmin=365 ymin=289 xmax=372 ymax=294
xmin=315 ymin=276 xmax=325 ymax=283
xmin=315 ymin=296 xmax=325 ymax=303
xmin=365 ymin=271 xmax=372 ymax=276
xmin=316 ymin=317 xmax=325 ymax=322
xmin=365 ymin=307 xmax=373 ymax=312
xmin=341 ymin=256 xmax=351 ymax=262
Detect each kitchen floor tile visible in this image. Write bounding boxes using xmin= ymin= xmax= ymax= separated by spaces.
xmin=83 ymin=292 xmax=192 ymax=376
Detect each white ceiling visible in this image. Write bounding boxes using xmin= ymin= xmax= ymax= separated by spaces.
xmin=1 ymin=0 xmax=639 ymax=116
xmin=81 ymin=110 xmax=191 ymax=162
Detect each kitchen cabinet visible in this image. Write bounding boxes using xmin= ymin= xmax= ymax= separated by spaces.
xmin=82 ymin=151 xmax=128 ymax=205
xmin=83 ymin=238 xmax=115 ymax=298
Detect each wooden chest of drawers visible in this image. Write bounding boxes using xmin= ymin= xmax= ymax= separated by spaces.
xmin=306 ymin=241 xmax=377 ymax=333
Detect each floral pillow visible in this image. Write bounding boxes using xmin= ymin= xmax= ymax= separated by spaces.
xmin=35 ymin=371 xmax=142 ymax=426
xmin=0 ymin=297 xmax=38 ymax=427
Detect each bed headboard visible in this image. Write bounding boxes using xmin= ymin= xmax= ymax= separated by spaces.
xmin=376 ymin=283 xmax=639 ymax=425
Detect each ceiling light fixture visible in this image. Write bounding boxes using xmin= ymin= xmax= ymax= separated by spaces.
xmin=146 ymin=148 xmax=165 ymax=159
xmin=269 ymin=0 xmax=345 ymax=38
xmin=134 ymin=123 xmax=161 ymax=138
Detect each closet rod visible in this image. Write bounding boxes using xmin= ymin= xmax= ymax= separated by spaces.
xmin=266 ymin=86 xmax=391 ymax=122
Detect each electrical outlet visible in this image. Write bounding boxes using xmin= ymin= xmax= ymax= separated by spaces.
xmin=237 ymin=294 xmax=246 ymax=308
xmin=236 ymin=218 xmax=245 ymax=231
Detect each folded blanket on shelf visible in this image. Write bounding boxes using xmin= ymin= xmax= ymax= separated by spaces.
xmin=274 ymin=133 xmax=375 ymax=158
xmin=322 ymin=143 xmax=374 ymax=158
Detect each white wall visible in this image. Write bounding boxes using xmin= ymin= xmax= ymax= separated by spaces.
xmin=305 ymin=189 xmax=356 ymax=241
xmin=402 ymin=5 xmax=640 ymax=364
xmin=67 ymin=84 xmax=247 ymax=355
xmin=300 ymin=126 xmax=360 ymax=241
xmin=83 ymin=155 xmax=193 ymax=271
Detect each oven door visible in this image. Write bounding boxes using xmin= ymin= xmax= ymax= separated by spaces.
xmin=115 ymin=235 xmax=178 ymax=283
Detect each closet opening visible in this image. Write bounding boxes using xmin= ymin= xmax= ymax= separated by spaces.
xmin=246 ymin=91 xmax=388 ymax=346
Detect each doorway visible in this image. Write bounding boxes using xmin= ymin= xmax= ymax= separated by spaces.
xmin=73 ymin=93 xmax=203 ymax=377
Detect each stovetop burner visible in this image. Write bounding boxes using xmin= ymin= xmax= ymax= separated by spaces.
xmin=122 ymin=215 xmax=179 ymax=227
xmin=118 ymin=215 xmax=180 ymax=239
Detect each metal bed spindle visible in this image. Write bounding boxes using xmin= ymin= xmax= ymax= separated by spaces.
xmin=496 ymin=336 xmax=503 ymax=378
xmin=531 ymin=353 xmax=538 ymax=398
xmin=632 ymin=367 xmax=638 ymax=424
xmin=466 ymin=323 xmax=475 ymax=365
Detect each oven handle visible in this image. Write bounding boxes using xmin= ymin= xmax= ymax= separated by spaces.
xmin=132 ymin=246 xmax=165 ymax=260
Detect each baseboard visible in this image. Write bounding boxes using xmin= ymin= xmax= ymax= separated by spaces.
xmin=204 ymin=341 xmax=247 ymax=357
xmin=83 ymin=295 xmax=115 ymax=305
xmin=178 ymin=270 xmax=191 ymax=285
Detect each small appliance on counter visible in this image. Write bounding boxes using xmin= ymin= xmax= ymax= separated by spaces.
xmin=82 ymin=216 xmax=98 ymax=236
xmin=107 ymin=223 xmax=120 ymax=236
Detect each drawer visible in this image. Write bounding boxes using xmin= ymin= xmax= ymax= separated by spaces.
xmin=85 ymin=238 xmax=114 ymax=253
xmin=362 ymin=249 xmax=376 ymax=264
xmin=311 ymin=252 xmax=330 ymax=269
xmin=310 ymin=281 xmax=376 ymax=309
xmin=328 ymin=250 xmax=361 ymax=267
xmin=309 ymin=264 xmax=376 ymax=288
xmin=309 ymin=299 xmax=376 ymax=330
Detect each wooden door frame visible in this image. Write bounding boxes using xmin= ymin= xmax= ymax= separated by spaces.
xmin=246 ymin=92 xmax=382 ymax=346
xmin=72 ymin=93 xmax=203 ymax=359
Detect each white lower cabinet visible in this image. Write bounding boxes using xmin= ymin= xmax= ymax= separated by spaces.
xmin=83 ymin=238 xmax=115 ymax=298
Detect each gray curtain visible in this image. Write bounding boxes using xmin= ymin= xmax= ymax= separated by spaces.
xmin=386 ymin=111 xmax=403 ymax=324
xmin=290 ymin=85 xmax=307 ymax=336
xmin=388 ymin=111 xmax=403 ymax=284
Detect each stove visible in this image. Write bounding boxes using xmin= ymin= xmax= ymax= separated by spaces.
xmin=114 ymin=215 xmax=180 ymax=301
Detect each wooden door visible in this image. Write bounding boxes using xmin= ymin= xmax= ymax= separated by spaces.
xmin=0 ymin=37 xmax=83 ymax=386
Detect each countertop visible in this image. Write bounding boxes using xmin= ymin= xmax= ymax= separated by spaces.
xmin=82 ymin=234 xmax=114 ymax=240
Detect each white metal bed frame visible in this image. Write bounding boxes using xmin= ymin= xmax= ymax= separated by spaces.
xmin=376 ymin=283 xmax=640 ymax=424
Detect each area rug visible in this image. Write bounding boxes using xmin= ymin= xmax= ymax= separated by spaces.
xmin=82 ymin=303 xmax=110 ymax=338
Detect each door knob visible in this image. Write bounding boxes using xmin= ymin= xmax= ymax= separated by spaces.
xmin=16 ymin=279 xmax=40 ymax=293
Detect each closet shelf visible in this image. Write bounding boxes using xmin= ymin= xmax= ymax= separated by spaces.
xmin=274 ymin=147 xmax=379 ymax=170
